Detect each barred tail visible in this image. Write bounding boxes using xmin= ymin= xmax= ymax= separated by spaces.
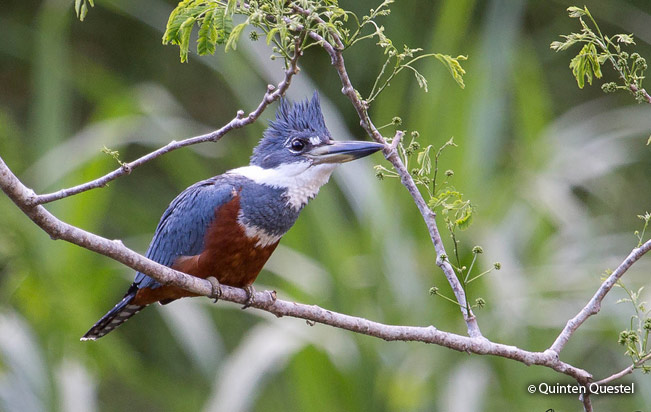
xmin=81 ymin=286 xmax=145 ymax=341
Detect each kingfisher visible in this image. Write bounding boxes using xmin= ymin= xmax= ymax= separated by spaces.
xmin=81 ymin=92 xmax=383 ymax=340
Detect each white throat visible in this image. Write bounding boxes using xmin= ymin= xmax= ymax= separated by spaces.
xmin=229 ymin=162 xmax=337 ymax=209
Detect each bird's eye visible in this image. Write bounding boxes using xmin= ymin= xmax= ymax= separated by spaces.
xmin=290 ymin=139 xmax=306 ymax=152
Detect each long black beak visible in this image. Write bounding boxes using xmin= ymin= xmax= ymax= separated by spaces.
xmin=307 ymin=140 xmax=384 ymax=164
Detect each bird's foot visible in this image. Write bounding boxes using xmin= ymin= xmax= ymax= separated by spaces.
xmin=241 ymin=285 xmax=256 ymax=309
xmin=207 ymin=277 xmax=222 ymax=303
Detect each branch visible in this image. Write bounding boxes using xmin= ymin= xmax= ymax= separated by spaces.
xmin=299 ymin=9 xmax=482 ymax=338
xmin=581 ymin=393 xmax=593 ymax=412
xmin=593 ymin=352 xmax=651 ymax=386
xmin=629 ymin=83 xmax=651 ymax=104
xmin=33 ymin=48 xmax=302 ymax=205
xmin=389 ymin=130 xmax=404 ymax=152
xmin=0 ymin=156 xmax=592 ymax=383
xmin=237 ymin=285 xmax=591 ymax=383
xmin=0 ymin=156 xmax=215 ymax=297
xmin=3 ymin=7 xmax=649 ymax=405
xmin=579 ymin=351 xmax=651 ymax=412
xmin=550 ymin=239 xmax=651 ymax=354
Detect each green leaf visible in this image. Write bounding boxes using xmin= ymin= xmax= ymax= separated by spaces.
xmin=80 ymin=2 xmax=88 ymax=21
xmin=567 ymin=6 xmax=587 ymax=18
xmin=416 ymin=149 xmax=427 ymax=165
xmin=266 ymin=27 xmax=279 ymax=45
xmin=214 ymin=8 xmax=233 ymax=45
xmin=569 ymin=43 xmax=601 ymax=88
xmin=456 ymin=216 xmax=471 ymax=230
xmin=416 ymin=145 xmax=433 ymax=175
xmin=101 ymin=146 xmax=124 ymax=166
xmin=434 ymin=54 xmax=467 ymax=89
xmin=197 ymin=9 xmax=217 ymax=56
xmin=589 ymin=49 xmax=602 ymax=79
xmin=225 ymin=22 xmax=247 ymax=52
xmin=178 ymin=16 xmax=196 ymax=63
xmin=455 ymin=207 xmax=473 ymax=230
xmin=412 ymin=68 xmax=428 ymax=91
xmin=163 ymin=1 xmax=196 ymax=45
xmin=614 ymin=33 xmax=635 ymax=45
xmin=75 ymin=0 xmax=94 ymax=21
xmin=550 ymin=33 xmax=591 ymax=52
xmin=226 ymin=0 xmax=237 ymax=16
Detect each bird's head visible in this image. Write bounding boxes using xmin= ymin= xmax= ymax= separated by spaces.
xmin=233 ymin=92 xmax=383 ymax=209
xmin=231 ymin=92 xmax=383 ymax=209
xmin=250 ymin=92 xmax=383 ymax=170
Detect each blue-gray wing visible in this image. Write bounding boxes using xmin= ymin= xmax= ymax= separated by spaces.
xmin=133 ymin=176 xmax=237 ymax=290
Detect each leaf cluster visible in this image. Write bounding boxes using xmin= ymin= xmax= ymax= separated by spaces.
xmin=551 ymin=6 xmax=648 ymax=103
xmin=608 ymin=210 xmax=651 ymax=369
xmin=366 ymin=46 xmax=467 ymax=103
xmin=615 ymin=281 xmax=651 ymax=370
xmin=163 ymin=0 xmax=235 ymax=63
xmin=74 ymin=0 xmax=94 ymax=21
xmin=101 ymin=146 xmax=124 ymax=167
xmin=374 ymin=134 xmax=474 ymax=234
xmin=161 ymin=0 xmax=467 ymax=99
xmin=430 ymin=244 xmax=499 ymax=311
xmin=162 ymin=0 xmax=355 ymax=64
xmin=340 ymin=1 xmax=467 ymax=102
xmin=375 ymin=130 xmax=501 ymax=310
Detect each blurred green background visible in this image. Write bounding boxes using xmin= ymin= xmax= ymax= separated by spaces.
xmin=1 ymin=0 xmax=650 ymax=411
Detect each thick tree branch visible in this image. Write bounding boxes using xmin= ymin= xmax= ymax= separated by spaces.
xmin=33 ymin=47 xmax=302 ymax=205
xmin=581 ymin=393 xmax=593 ymax=412
xmin=0 ymin=156 xmax=591 ymax=383
xmin=550 ymin=239 xmax=651 ymax=354
xmin=239 ymin=284 xmax=591 ymax=383
xmin=0 ymin=157 xmax=215 ymax=297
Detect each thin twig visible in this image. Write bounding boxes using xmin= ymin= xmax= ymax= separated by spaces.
xmin=34 ymin=47 xmax=302 ymax=205
xmin=389 ymin=130 xmax=404 ymax=152
xmin=550 ymin=239 xmax=651 ymax=354
xmin=592 ymin=352 xmax=651 ymax=386
xmin=300 ymin=10 xmax=482 ymax=338
xmin=629 ymin=83 xmax=651 ymax=104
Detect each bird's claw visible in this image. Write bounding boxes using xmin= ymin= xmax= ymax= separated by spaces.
xmin=241 ymin=285 xmax=256 ymax=309
xmin=207 ymin=277 xmax=222 ymax=303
